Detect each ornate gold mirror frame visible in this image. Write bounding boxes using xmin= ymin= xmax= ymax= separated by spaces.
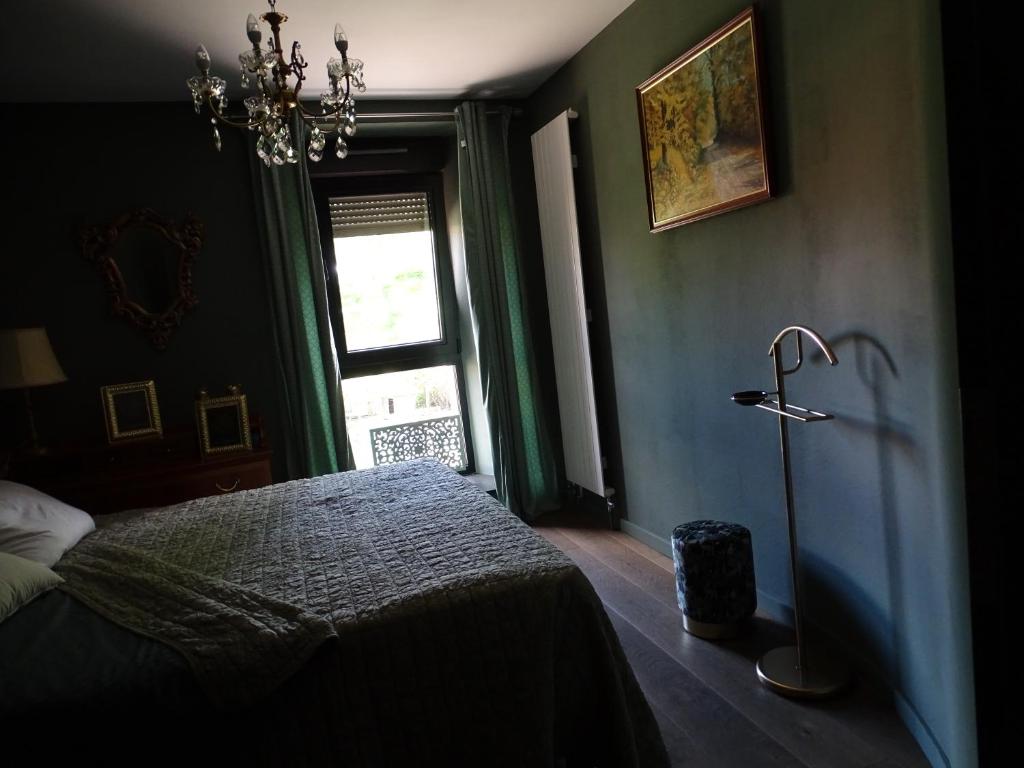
xmin=80 ymin=209 xmax=204 ymax=350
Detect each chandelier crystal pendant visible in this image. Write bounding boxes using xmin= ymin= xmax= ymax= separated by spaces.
xmin=186 ymin=0 xmax=366 ymax=166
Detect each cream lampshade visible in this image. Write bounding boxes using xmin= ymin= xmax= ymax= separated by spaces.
xmin=0 ymin=327 xmax=68 ymax=453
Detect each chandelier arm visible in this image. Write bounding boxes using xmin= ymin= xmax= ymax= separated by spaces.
xmin=294 ymin=110 xmax=325 ymax=133
xmin=291 ymin=74 xmax=305 ymax=104
xmin=258 ymin=74 xmax=273 ymax=100
xmin=326 ymin=106 xmax=347 ymax=135
xmin=296 ymin=98 xmax=343 ymax=123
xmin=296 ymin=102 xmax=344 ymax=136
xmin=205 ymin=92 xmax=271 ymax=131
xmin=289 ymin=41 xmax=309 ymax=87
xmin=293 ymin=99 xmax=316 ymax=119
xmin=273 ymin=62 xmax=288 ymax=94
xmin=325 ymin=115 xmax=344 ymax=134
xmin=262 ymin=11 xmax=289 ymax=93
xmin=190 ymin=3 xmax=362 ymax=163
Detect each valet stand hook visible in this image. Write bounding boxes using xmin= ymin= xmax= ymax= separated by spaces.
xmin=734 ymin=325 xmax=849 ymax=698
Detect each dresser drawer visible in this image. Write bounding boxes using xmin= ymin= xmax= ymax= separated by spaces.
xmin=176 ymin=458 xmax=273 ymax=500
xmin=15 ymin=448 xmax=274 ymax=515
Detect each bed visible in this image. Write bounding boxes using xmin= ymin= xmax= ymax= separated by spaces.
xmin=1 ymin=458 xmax=667 ymax=766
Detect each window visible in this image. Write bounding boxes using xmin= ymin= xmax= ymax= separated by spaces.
xmin=313 ymin=174 xmax=473 ymax=472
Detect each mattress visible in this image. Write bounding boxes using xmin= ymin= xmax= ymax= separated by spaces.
xmin=0 ymin=459 xmax=667 ymax=766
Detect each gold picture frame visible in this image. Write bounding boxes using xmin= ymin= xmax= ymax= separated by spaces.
xmin=636 ymin=6 xmax=772 ymax=232
xmin=196 ymin=387 xmax=252 ymax=457
xmin=100 ymin=380 xmax=163 ymax=443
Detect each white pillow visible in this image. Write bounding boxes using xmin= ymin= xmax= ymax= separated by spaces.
xmin=0 ymin=480 xmax=95 ymax=566
xmin=0 ymin=551 xmax=63 ymax=624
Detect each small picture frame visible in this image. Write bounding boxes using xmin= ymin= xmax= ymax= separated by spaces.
xmin=101 ymin=380 xmax=163 ymax=443
xmin=196 ymin=386 xmax=252 ymax=457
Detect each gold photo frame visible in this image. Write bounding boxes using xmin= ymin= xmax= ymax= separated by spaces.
xmin=101 ymin=380 xmax=163 ymax=443
xmin=196 ymin=387 xmax=252 ymax=457
xmin=636 ymin=6 xmax=772 ymax=232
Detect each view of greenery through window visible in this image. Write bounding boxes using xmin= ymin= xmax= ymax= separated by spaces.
xmin=334 ymin=231 xmax=441 ymax=352
xmin=342 ymin=365 xmax=465 ymax=470
xmin=332 ymin=225 xmax=467 ymax=470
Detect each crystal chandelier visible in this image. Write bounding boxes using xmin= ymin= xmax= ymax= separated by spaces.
xmin=187 ymin=0 xmax=366 ymax=166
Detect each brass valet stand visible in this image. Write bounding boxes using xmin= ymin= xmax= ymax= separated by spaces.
xmin=732 ymin=325 xmax=849 ymax=698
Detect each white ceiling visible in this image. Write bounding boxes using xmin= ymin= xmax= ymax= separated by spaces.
xmin=7 ymin=0 xmax=634 ymax=102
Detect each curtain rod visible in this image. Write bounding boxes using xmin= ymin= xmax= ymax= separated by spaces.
xmin=358 ymin=112 xmax=457 ymax=122
xmin=220 ymin=110 xmax=463 ymax=123
xmin=227 ymin=107 xmax=559 ymax=125
xmin=338 ymin=107 xmax=528 ymax=123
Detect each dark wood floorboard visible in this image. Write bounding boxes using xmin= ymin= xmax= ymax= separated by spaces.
xmin=534 ymin=522 xmax=930 ymax=768
xmin=608 ymin=605 xmax=806 ymax=768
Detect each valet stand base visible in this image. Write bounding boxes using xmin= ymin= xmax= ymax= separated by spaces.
xmin=756 ymin=645 xmax=849 ymax=699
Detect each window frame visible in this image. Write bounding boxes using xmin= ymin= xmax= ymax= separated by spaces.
xmin=312 ymin=172 xmax=476 ymax=473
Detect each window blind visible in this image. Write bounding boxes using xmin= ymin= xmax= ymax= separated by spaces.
xmin=328 ymin=192 xmax=430 ymax=238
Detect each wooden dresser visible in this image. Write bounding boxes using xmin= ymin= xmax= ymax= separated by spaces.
xmin=9 ymin=428 xmax=273 ymax=515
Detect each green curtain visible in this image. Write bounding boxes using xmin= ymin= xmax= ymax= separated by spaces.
xmin=456 ymin=102 xmax=560 ymax=520
xmin=249 ymin=115 xmax=352 ymax=479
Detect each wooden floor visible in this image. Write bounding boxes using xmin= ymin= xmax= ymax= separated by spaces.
xmin=534 ymin=519 xmax=930 ymax=768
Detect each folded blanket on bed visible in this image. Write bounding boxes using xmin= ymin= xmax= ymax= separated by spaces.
xmin=52 ymin=459 xmax=667 ymax=767
xmin=56 ymin=540 xmax=337 ymax=707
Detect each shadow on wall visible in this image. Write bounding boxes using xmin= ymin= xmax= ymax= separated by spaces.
xmin=803 ymin=330 xmax=911 ymax=689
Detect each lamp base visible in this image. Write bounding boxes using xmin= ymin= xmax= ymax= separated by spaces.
xmin=756 ymin=645 xmax=849 ymax=699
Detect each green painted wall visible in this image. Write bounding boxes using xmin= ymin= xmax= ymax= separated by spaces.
xmin=1 ymin=103 xmax=285 ymax=479
xmin=527 ymin=1 xmax=974 ymax=765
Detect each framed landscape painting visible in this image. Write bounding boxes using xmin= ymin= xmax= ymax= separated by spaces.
xmin=636 ymin=7 xmax=771 ymax=232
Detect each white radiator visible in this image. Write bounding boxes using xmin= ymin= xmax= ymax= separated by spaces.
xmin=531 ymin=111 xmax=606 ymax=498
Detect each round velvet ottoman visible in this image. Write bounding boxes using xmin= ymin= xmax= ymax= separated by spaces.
xmin=671 ymin=520 xmax=756 ymax=639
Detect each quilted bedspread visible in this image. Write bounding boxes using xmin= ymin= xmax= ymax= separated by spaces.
xmin=55 ymin=459 xmax=668 ymax=767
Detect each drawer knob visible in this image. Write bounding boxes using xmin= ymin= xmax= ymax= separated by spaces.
xmin=215 ymin=478 xmax=240 ymax=493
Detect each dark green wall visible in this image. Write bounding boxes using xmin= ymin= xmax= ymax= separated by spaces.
xmin=1 ymin=103 xmax=285 ymax=477
xmin=527 ymin=1 xmax=973 ymax=765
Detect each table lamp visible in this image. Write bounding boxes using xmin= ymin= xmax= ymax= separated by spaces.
xmin=0 ymin=327 xmax=68 ymax=454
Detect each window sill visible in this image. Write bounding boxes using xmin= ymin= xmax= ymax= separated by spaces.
xmin=465 ymin=472 xmax=497 ymax=498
